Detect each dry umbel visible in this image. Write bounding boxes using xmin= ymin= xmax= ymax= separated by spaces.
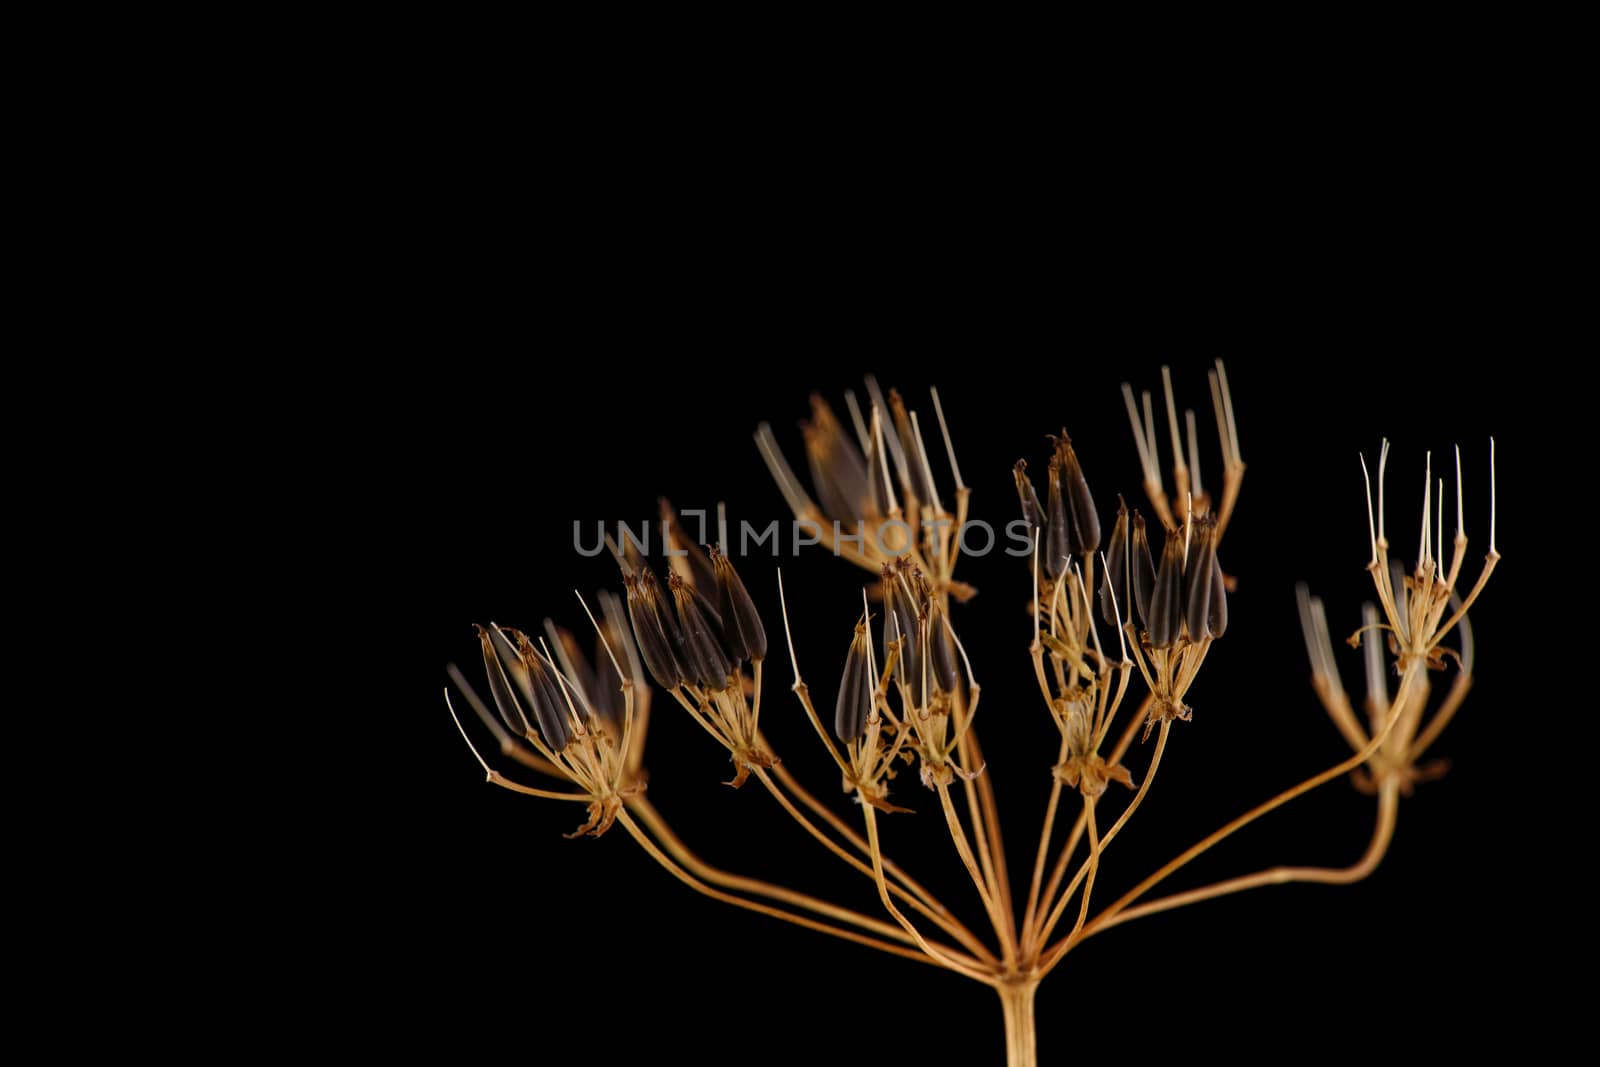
xmin=445 ymin=363 xmax=1497 ymax=1067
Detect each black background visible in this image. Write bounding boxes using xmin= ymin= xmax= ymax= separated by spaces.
xmin=366 ymin=331 xmax=1529 ymax=1061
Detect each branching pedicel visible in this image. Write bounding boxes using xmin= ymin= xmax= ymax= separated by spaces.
xmin=444 ymin=363 xmax=1497 ymax=1067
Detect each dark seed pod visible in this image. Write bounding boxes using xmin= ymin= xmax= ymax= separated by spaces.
xmin=1055 ymin=435 xmax=1100 ymax=556
xmin=928 ymin=604 xmax=960 ymax=692
xmin=1184 ymin=517 xmax=1217 ymax=642
xmin=1207 ymin=551 xmax=1229 ymax=639
xmin=625 ymin=571 xmax=687 ymax=689
xmin=684 ymin=576 xmax=724 ymax=632
xmin=834 ymin=623 xmax=874 ymax=742
xmin=1130 ymin=511 xmax=1156 ymax=630
xmin=1044 ymin=457 xmax=1070 ymax=581
xmin=670 ymin=573 xmax=734 ymax=690
xmin=477 ymin=624 xmax=533 ymax=739
xmin=1014 ymin=460 xmax=1046 ymax=531
xmin=806 ymin=423 xmax=860 ymax=524
xmin=712 ymin=544 xmax=767 ymax=662
xmin=1148 ymin=525 xmax=1186 ymax=648
xmin=590 ymin=631 xmax=625 ymax=726
xmin=882 ymin=566 xmax=922 ymax=697
xmin=659 ymin=498 xmax=718 ymax=595
xmin=804 ymin=394 xmax=873 ymax=520
xmin=889 ymin=388 xmax=938 ymax=506
xmin=514 ymin=631 xmax=575 ymax=751
xmin=552 ymin=625 xmax=599 ymax=721
xmin=1100 ymin=498 xmax=1129 ymax=628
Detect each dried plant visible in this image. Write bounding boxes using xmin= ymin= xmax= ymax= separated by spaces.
xmin=443 ymin=363 xmax=1497 ymax=1066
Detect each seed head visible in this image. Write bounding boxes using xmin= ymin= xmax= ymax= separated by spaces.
xmin=882 ymin=562 xmax=923 ymax=695
xmin=1053 ymin=433 xmax=1100 ymax=556
xmin=1148 ymin=524 xmax=1186 ymax=649
xmin=1183 ymin=515 xmax=1222 ymax=642
xmin=711 ymin=544 xmax=767 ymax=663
xmin=660 ymin=497 xmax=718 ymax=594
xmin=1100 ymin=497 xmax=1129 ymax=628
xmin=1014 ymin=459 xmax=1046 ymax=531
xmin=835 ymin=619 xmax=874 ymax=742
xmin=670 ymin=572 xmax=735 ymax=691
xmin=803 ymin=394 xmax=874 ymax=524
xmin=514 ymin=630 xmax=576 ymax=751
xmin=1130 ymin=511 xmax=1156 ymax=632
xmin=928 ymin=603 xmax=959 ymax=693
xmin=625 ymin=569 xmax=687 ymax=690
xmin=477 ymin=624 xmax=533 ymax=740
xmin=1044 ymin=457 xmax=1070 ymax=581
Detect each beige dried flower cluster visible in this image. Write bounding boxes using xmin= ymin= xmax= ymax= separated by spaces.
xmin=444 ymin=363 xmax=1496 ymax=1067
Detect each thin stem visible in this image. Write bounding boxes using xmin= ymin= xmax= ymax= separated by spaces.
xmin=1035 ymin=722 xmax=1171 ymax=955
xmin=627 ymin=796 xmax=915 ymax=946
xmin=1020 ymin=736 xmax=1071 ymax=956
xmin=1410 ymin=672 xmax=1472 ymax=761
xmin=937 ymin=780 xmax=1002 ymax=920
xmin=485 ymin=773 xmax=592 ymax=802
xmin=1071 ymin=664 xmax=1422 ymax=947
xmin=749 ymin=659 xmax=764 ymax=738
xmin=960 ymin=725 xmax=1017 ymax=965
xmin=860 ymin=805 xmax=992 ymax=981
xmin=1066 ymin=797 xmax=1100 ymax=944
xmin=1030 ymin=699 xmax=1158 ymax=939
xmin=614 ymin=809 xmax=932 ymax=966
xmin=764 ymin=760 xmax=951 ymax=920
xmin=1082 ymin=776 xmax=1400 ymax=938
xmin=754 ymin=767 xmax=997 ymax=963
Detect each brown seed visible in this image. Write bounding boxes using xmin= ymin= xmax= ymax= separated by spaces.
xmin=552 ymin=625 xmax=599 ymax=718
xmin=659 ymin=498 xmax=719 ymax=595
xmin=889 ymin=388 xmax=937 ymax=506
xmin=1044 ymin=457 xmax=1070 ymax=581
xmin=514 ymin=631 xmax=575 ymax=751
xmin=1100 ymin=498 xmax=1129 ymax=628
xmin=712 ymin=544 xmax=767 ymax=662
xmin=1207 ymin=551 xmax=1229 ymax=639
xmin=928 ymin=604 xmax=959 ymax=692
xmin=1130 ymin=511 xmax=1156 ymax=630
xmin=882 ymin=564 xmax=922 ymax=695
xmin=670 ymin=572 xmax=734 ymax=690
xmin=1055 ymin=434 xmax=1100 ymax=556
xmin=1014 ymin=460 xmax=1046 ymax=531
xmin=1148 ymin=525 xmax=1185 ymax=648
xmin=834 ymin=622 xmax=874 ymax=742
xmin=684 ymin=577 xmax=724 ymax=632
xmin=1184 ymin=517 xmax=1217 ymax=642
xmin=477 ymin=624 xmax=533 ymax=740
xmin=625 ymin=570 xmax=686 ymax=690
xmin=803 ymin=394 xmax=873 ymax=520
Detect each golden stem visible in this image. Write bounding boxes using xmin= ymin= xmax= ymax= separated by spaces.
xmin=1409 ymin=672 xmax=1472 ymax=761
xmin=1066 ymin=662 xmax=1424 ymax=953
xmin=1034 ymin=721 xmax=1171 ymax=951
xmin=764 ymin=759 xmax=960 ymax=923
xmin=999 ymin=980 xmax=1039 ymax=1067
xmin=961 ymin=724 xmax=1017 ymax=965
xmin=937 ymin=781 xmax=1003 ymax=929
xmin=627 ymin=797 xmax=914 ymax=946
xmin=613 ymin=809 xmax=930 ymax=965
xmin=1083 ymin=776 xmax=1401 ymax=937
xmin=1020 ymin=736 xmax=1071 ymax=957
xmin=484 ymin=773 xmax=591 ymax=802
xmin=860 ymin=805 xmax=992 ymax=981
xmin=753 ymin=767 xmax=996 ymax=963
xmin=1066 ymin=797 xmax=1100 ymax=944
